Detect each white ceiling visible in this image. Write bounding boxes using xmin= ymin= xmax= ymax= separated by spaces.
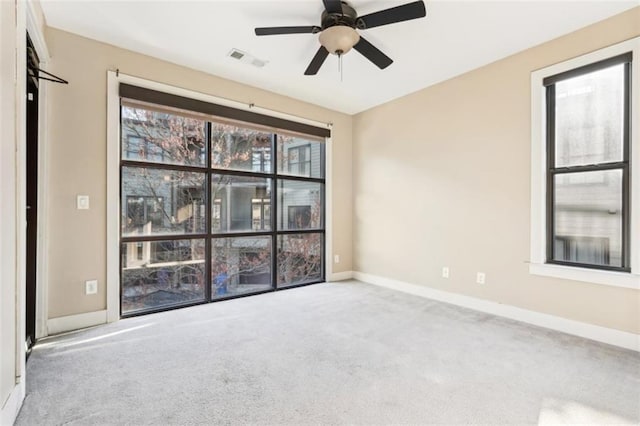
xmin=41 ymin=0 xmax=639 ymax=114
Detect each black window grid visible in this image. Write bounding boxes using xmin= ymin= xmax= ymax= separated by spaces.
xmin=119 ymin=106 xmax=327 ymax=318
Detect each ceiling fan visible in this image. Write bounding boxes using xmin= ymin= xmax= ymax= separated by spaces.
xmin=254 ymin=0 xmax=427 ymax=75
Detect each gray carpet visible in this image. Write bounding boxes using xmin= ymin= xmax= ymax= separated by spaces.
xmin=16 ymin=281 xmax=640 ymax=425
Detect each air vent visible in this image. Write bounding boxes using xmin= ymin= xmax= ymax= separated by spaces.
xmin=227 ymin=49 xmax=267 ymax=68
xmin=230 ymin=50 xmax=245 ymax=60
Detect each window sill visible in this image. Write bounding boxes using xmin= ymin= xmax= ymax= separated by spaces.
xmin=529 ymin=263 xmax=640 ymax=290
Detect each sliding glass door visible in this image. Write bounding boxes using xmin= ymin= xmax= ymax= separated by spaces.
xmin=120 ymin=98 xmax=325 ymax=316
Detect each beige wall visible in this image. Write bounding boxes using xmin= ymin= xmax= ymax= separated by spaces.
xmin=45 ymin=8 xmax=640 ymax=334
xmin=353 ymin=7 xmax=640 ymax=334
xmin=44 ymin=28 xmax=353 ymax=319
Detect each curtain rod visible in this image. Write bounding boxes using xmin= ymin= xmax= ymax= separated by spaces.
xmin=112 ymin=68 xmax=333 ymax=130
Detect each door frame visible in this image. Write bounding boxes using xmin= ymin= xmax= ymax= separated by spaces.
xmin=26 ymin=1 xmax=50 ymax=340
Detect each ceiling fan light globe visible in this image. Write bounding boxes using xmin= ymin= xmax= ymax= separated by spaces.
xmin=319 ymin=26 xmax=360 ymax=55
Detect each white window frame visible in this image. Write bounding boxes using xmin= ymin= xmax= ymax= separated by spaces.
xmin=530 ymin=37 xmax=640 ymax=290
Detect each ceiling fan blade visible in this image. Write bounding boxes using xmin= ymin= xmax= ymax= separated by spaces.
xmin=304 ymin=46 xmax=330 ymax=75
xmin=357 ymin=1 xmax=426 ymax=29
xmin=323 ymin=0 xmax=343 ymax=14
xmin=353 ymin=36 xmax=393 ymax=69
xmin=255 ymin=26 xmax=321 ymax=36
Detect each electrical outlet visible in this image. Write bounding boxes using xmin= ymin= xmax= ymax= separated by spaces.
xmin=442 ymin=267 xmax=449 ymax=278
xmin=85 ymin=280 xmax=98 ymax=295
xmin=77 ymin=195 xmax=90 ymax=210
xmin=476 ymin=272 xmax=486 ymax=285
xmin=334 ymin=254 xmax=340 ymax=264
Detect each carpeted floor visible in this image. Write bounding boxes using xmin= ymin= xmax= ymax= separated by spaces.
xmin=16 ymin=281 xmax=640 ymax=425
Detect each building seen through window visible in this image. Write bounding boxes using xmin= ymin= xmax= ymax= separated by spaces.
xmin=120 ymin=99 xmax=326 ymax=315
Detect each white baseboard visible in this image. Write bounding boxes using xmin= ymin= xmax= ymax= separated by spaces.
xmin=47 ymin=310 xmax=108 ymax=336
xmin=328 ymin=271 xmax=354 ymax=282
xmin=353 ymin=271 xmax=640 ymax=352
xmin=0 ymin=380 xmax=25 ymax=426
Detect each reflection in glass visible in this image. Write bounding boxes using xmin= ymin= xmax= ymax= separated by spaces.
xmin=122 ymin=167 xmax=206 ymax=236
xmin=211 ymin=123 xmax=272 ymax=172
xmin=277 ymin=233 xmax=322 ymax=287
xmin=121 ymin=239 xmax=205 ymax=314
xmin=121 ymin=104 xmax=206 ymax=167
xmin=277 ymin=136 xmax=324 ymax=178
xmin=212 ymin=236 xmax=272 ymax=298
xmin=555 ymin=64 xmax=624 ymax=167
xmin=277 ymin=180 xmax=322 ymax=230
xmin=211 ymin=175 xmax=272 ymax=233
xmin=553 ymin=170 xmax=622 ymax=267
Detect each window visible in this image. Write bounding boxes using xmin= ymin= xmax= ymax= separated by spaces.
xmin=121 ymin=167 xmax=206 ymax=237
xmin=126 ymin=196 xmax=164 ymax=229
xmin=119 ymin=87 xmax=328 ymax=316
xmin=211 ymin=175 xmax=272 ymax=232
xmin=252 ymin=198 xmax=270 ymax=231
xmin=278 ymin=137 xmax=323 ymax=179
xmin=122 ymin=105 xmax=206 ymax=166
xmin=124 ymin=135 xmax=166 ymax=162
xmin=120 ymin=105 xmax=208 ymax=314
xmin=288 ymin=145 xmax=311 ymax=176
xmin=252 ymin=146 xmax=271 ymax=173
xmin=211 ymin=125 xmax=272 ymax=172
xmin=545 ymin=54 xmax=629 ymax=271
xmin=288 ymin=206 xmax=311 ymax=229
xmin=530 ymin=38 xmax=640 ymax=289
xmin=212 ymin=199 xmax=222 ymax=232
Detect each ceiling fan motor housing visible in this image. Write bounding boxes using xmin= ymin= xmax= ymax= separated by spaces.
xmin=319 ymin=2 xmax=361 ymax=55
xmin=321 ymin=2 xmax=358 ymax=29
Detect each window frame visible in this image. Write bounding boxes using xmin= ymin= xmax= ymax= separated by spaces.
xmin=544 ymin=53 xmax=631 ymax=272
xmin=107 ymin=72 xmax=335 ymax=323
xmin=530 ymin=37 xmax=640 ymax=289
xmin=119 ymin=100 xmax=327 ymax=317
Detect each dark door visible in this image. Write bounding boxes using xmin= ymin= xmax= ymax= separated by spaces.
xmin=25 ymin=34 xmax=39 ymax=354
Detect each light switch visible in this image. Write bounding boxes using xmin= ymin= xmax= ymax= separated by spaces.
xmin=77 ymin=195 xmax=90 ymax=210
